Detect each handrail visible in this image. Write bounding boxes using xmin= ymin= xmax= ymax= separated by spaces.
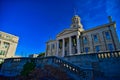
xmin=36 ymin=56 xmax=92 ymax=78
xmin=52 ymin=56 xmax=92 ymax=77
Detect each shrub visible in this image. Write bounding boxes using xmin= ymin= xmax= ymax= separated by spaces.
xmin=20 ymin=61 xmax=35 ymax=76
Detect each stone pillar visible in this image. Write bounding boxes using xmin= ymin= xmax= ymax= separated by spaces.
xmin=0 ymin=41 xmax=4 ymax=49
xmin=56 ymin=40 xmax=59 ymax=56
xmin=77 ymin=35 xmax=80 ymax=54
xmin=62 ymin=38 xmax=65 ymax=57
xmin=69 ymin=36 xmax=72 ymax=55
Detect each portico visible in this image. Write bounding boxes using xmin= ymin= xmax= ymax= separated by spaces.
xmin=56 ymin=34 xmax=81 ymax=57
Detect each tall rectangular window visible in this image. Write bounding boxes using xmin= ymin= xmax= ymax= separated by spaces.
xmin=108 ymin=44 xmax=113 ymax=51
xmin=93 ymin=35 xmax=98 ymax=42
xmin=105 ymin=32 xmax=111 ymax=40
xmin=95 ymin=46 xmax=100 ymax=52
xmin=52 ymin=44 xmax=54 ymax=49
xmin=83 ymin=37 xmax=88 ymax=44
xmin=0 ymin=50 xmax=5 ymax=55
xmin=59 ymin=41 xmax=62 ymax=49
xmin=47 ymin=45 xmax=50 ymax=50
xmin=84 ymin=47 xmax=89 ymax=53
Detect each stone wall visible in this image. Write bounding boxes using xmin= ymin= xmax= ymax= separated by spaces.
xmin=0 ymin=58 xmax=31 ymax=76
xmin=64 ymin=51 xmax=120 ymax=78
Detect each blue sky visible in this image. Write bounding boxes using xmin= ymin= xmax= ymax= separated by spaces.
xmin=0 ymin=0 xmax=120 ymax=56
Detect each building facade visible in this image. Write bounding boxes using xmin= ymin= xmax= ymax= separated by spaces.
xmin=0 ymin=31 xmax=19 ymax=61
xmin=46 ymin=15 xmax=120 ymax=57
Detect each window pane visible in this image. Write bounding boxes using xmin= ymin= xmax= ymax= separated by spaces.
xmin=95 ymin=46 xmax=100 ymax=52
xmin=2 ymin=51 xmax=5 ymax=55
xmin=94 ymin=35 xmax=98 ymax=42
xmin=52 ymin=44 xmax=54 ymax=49
xmin=0 ymin=51 xmax=2 ymax=55
xmin=105 ymin=32 xmax=110 ymax=40
xmin=0 ymin=50 xmax=5 ymax=55
xmin=47 ymin=45 xmax=50 ymax=50
xmin=4 ymin=42 xmax=10 ymax=48
xmin=108 ymin=44 xmax=113 ymax=51
xmin=85 ymin=47 xmax=89 ymax=53
xmin=83 ymin=37 xmax=87 ymax=44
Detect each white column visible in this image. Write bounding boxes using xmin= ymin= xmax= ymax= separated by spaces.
xmin=62 ymin=39 xmax=65 ymax=57
xmin=56 ymin=40 xmax=59 ymax=56
xmin=77 ymin=35 xmax=80 ymax=54
xmin=69 ymin=36 xmax=72 ymax=55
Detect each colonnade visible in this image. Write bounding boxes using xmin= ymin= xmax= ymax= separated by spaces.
xmin=56 ymin=35 xmax=80 ymax=57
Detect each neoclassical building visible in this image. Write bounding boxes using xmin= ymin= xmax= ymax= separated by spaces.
xmin=45 ymin=15 xmax=120 ymax=57
xmin=0 ymin=31 xmax=19 ymax=62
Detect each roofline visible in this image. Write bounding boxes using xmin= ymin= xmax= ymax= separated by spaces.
xmin=82 ymin=21 xmax=116 ymax=33
xmin=0 ymin=31 xmax=19 ymax=38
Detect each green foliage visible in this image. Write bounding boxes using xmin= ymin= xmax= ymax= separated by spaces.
xmin=20 ymin=61 xmax=35 ymax=76
xmin=37 ymin=52 xmax=45 ymax=58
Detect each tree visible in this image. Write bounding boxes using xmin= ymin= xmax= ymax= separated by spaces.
xmin=20 ymin=61 xmax=35 ymax=76
xmin=37 ymin=52 xmax=45 ymax=58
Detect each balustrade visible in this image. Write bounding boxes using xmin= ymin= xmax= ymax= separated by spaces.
xmin=97 ymin=50 xmax=120 ymax=59
xmin=51 ymin=56 xmax=89 ymax=77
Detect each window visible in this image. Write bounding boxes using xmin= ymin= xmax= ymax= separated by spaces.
xmin=83 ymin=37 xmax=88 ymax=44
xmin=105 ymin=32 xmax=111 ymax=40
xmin=47 ymin=45 xmax=50 ymax=50
xmin=6 ymin=36 xmax=10 ymax=39
xmin=52 ymin=44 xmax=54 ymax=49
xmin=95 ymin=46 xmax=100 ymax=52
xmin=108 ymin=44 xmax=113 ymax=51
xmin=2 ymin=51 xmax=5 ymax=55
xmin=84 ymin=47 xmax=89 ymax=53
xmin=73 ymin=38 xmax=77 ymax=46
xmin=0 ymin=51 xmax=2 ymax=55
xmin=93 ymin=35 xmax=98 ymax=42
xmin=0 ymin=50 xmax=5 ymax=55
xmin=4 ymin=42 xmax=10 ymax=48
xmin=59 ymin=41 xmax=62 ymax=49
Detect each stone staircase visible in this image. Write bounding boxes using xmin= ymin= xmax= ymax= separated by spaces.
xmin=1 ymin=50 xmax=120 ymax=80
xmin=35 ymin=56 xmax=93 ymax=80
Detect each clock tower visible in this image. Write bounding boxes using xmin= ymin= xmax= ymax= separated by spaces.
xmin=71 ymin=15 xmax=84 ymax=31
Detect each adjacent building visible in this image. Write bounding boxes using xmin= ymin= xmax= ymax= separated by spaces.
xmin=29 ymin=54 xmax=39 ymax=58
xmin=46 ymin=15 xmax=120 ymax=57
xmin=0 ymin=31 xmax=19 ymax=61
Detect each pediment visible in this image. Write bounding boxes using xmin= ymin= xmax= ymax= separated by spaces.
xmin=57 ymin=28 xmax=78 ymax=37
